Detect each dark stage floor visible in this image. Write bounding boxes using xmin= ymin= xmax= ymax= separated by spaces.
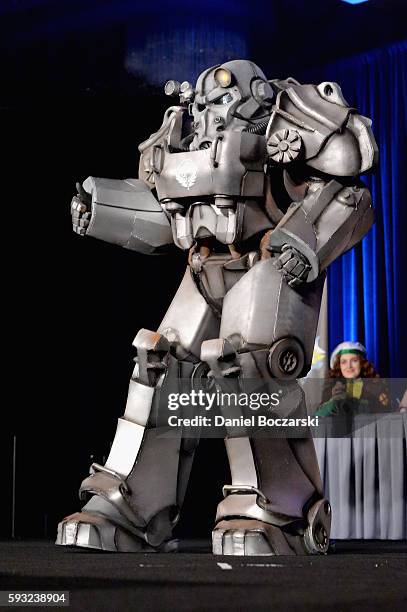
xmin=0 ymin=540 xmax=406 ymax=611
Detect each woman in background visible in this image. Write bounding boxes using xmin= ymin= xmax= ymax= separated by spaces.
xmin=317 ymin=341 xmax=390 ymax=416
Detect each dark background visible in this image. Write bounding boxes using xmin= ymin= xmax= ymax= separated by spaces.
xmin=1 ymin=0 xmax=406 ymax=540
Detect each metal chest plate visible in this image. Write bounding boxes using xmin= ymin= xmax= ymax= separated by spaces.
xmin=153 ymin=132 xmax=266 ymax=201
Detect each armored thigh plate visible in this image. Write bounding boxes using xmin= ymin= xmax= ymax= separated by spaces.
xmin=158 ymin=267 xmax=220 ymax=360
xmin=220 ymin=259 xmax=325 ymax=376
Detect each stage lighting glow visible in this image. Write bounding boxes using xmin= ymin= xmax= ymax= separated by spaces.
xmin=341 ymin=0 xmax=369 ymax=4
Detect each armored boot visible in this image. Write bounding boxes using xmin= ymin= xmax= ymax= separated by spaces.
xmin=213 ymin=436 xmax=331 ymax=555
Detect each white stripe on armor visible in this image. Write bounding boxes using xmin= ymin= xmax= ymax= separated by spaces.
xmin=225 ymin=437 xmax=258 ymax=487
xmin=124 ymin=379 xmax=155 ymax=425
xmin=105 ymin=418 xmax=145 ymax=478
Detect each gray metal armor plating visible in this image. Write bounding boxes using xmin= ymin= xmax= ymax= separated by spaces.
xmin=60 ymin=59 xmax=377 ymax=555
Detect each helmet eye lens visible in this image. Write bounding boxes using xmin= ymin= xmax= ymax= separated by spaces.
xmin=213 ymin=93 xmax=233 ymax=105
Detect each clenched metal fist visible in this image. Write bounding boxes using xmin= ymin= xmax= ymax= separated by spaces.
xmin=273 ymin=244 xmax=311 ymax=287
xmin=71 ymin=182 xmax=92 ymax=235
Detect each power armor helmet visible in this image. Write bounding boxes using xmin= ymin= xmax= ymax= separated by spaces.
xmin=189 ymin=59 xmax=274 ymax=150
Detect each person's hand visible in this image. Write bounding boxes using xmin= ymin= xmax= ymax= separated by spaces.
xmin=71 ymin=182 xmax=92 ymax=235
xmin=332 ymin=381 xmax=346 ymax=398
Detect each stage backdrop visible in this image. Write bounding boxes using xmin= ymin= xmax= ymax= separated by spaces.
xmin=300 ymin=40 xmax=407 ymax=378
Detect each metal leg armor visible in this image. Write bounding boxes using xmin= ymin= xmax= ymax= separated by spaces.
xmin=58 ymin=256 xmax=330 ymax=555
xmin=201 ymin=258 xmax=331 ymax=555
xmin=57 ymin=268 xmax=219 ymax=551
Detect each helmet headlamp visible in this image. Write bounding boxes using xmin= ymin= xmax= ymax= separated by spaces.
xmin=214 ymin=68 xmax=232 ymax=88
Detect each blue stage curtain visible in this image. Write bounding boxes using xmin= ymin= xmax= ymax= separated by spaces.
xmin=301 ymin=41 xmax=407 ymax=377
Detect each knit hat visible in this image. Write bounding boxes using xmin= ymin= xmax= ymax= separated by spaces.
xmin=330 ymin=341 xmax=367 ymax=369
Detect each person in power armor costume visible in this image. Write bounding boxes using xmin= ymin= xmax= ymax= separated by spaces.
xmin=57 ymin=60 xmax=377 ymax=555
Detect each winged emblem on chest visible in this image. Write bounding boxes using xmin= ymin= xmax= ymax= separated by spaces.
xmin=175 ymin=159 xmax=198 ymax=190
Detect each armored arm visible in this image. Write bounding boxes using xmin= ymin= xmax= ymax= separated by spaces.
xmin=70 ymin=103 xmax=193 ymax=254
xmin=266 ymin=80 xmax=377 ymax=286
xmin=71 ymin=176 xmax=173 ymax=255
xmin=268 ymin=178 xmax=374 ymax=285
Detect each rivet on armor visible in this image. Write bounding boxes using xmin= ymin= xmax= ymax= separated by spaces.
xmin=337 ymin=189 xmax=356 ymax=206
